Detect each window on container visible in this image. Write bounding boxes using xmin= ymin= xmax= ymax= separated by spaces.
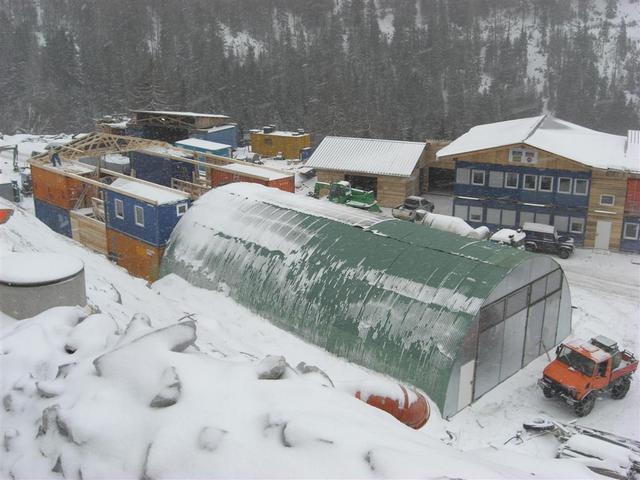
xmin=558 ymin=177 xmax=572 ymax=194
xmin=454 ymin=204 xmax=468 ymax=220
xmin=554 ymin=215 xmax=569 ymax=232
xmin=599 ymin=194 xmax=615 ymax=206
xmin=520 ymin=211 xmax=535 ymax=225
xmin=134 ymin=205 xmax=145 ymax=227
xmin=176 ymin=203 xmax=188 ymax=216
xmin=623 ymin=223 xmax=639 ymax=240
xmin=569 ymin=217 xmax=584 ymax=234
xmin=523 ymin=174 xmax=537 ymax=190
xmin=456 ymin=168 xmax=471 ymax=184
xmin=504 ymin=172 xmax=518 ymax=189
xmin=471 ymin=170 xmax=485 ymax=186
xmin=469 ymin=206 xmax=483 ymax=222
xmin=502 ymin=209 xmax=516 ymax=226
xmin=486 ymin=208 xmax=501 ymax=224
xmin=489 ymin=171 xmax=504 ymax=188
xmin=115 ymin=198 xmax=124 ymax=219
xmin=574 ymin=179 xmax=589 ymax=195
xmin=535 ymin=213 xmax=550 ymax=225
xmin=539 ymin=176 xmax=553 ymax=192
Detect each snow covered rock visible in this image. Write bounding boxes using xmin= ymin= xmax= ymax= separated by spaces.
xmin=256 ymin=355 xmax=290 ymax=380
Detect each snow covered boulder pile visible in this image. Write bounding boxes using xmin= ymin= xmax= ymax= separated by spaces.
xmin=1 ymin=306 xmax=596 ymax=479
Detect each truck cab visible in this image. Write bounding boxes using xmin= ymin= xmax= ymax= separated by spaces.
xmin=521 ymin=222 xmax=574 ymax=259
xmin=538 ymin=336 xmax=637 ymax=416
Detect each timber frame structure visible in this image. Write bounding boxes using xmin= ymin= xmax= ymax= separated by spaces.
xmin=129 ymin=110 xmax=230 ymax=130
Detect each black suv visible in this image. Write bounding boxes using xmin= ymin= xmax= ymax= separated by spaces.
xmin=521 ymin=222 xmax=574 ymax=259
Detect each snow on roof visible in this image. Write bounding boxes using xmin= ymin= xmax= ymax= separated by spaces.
xmin=0 ymin=253 xmax=83 ymax=285
xmin=437 ymin=115 xmax=638 ymax=172
xmin=175 ymin=138 xmax=232 ymax=151
xmin=196 ymin=123 xmax=237 ymax=133
xmin=131 ymin=110 xmax=229 ymax=120
xmin=219 ymin=163 xmax=292 ymax=180
xmin=628 ymin=130 xmax=640 ymax=166
xmin=436 ymin=116 xmax=544 ymax=158
xmin=490 ymin=229 xmax=526 ymax=244
xmin=217 ymin=182 xmax=384 ymax=228
xmin=103 ymin=153 xmax=130 ymax=165
xmin=306 ymin=136 xmax=426 ymax=177
xmin=110 ymin=178 xmax=189 ymax=205
xmin=139 ymin=145 xmax=193 ymax=159
xmin=103 ymin=121 xmax=128 ymax=129
xmin=522 ymin=222 xmax=555 ymax=234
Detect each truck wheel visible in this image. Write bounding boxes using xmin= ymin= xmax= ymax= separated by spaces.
xmin=542 ymin=387 xmax=555 ymax=398
xmin=558 ymin=249 xmax=570 ymax=259
xmin=611 ymin=377 xmax=631 ymax=399
xmin=574 ymin=394 xmax=595 ymax=417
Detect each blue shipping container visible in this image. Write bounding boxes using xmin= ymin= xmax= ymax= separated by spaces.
xmin=130 ymin=152 xmax=195 ymax=188
xmin=620 ymin=215 xmax=640 ymax=253
xmin=191 ymin=124 xmax=238 ymax=148
xmin=104 ymin=188 xmax=190 ymax=247
xmin=34 ymin=198 xmax=72 ymax=238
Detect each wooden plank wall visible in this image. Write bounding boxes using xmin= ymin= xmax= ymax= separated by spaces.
xmin=584 ymin=169 xmax=628 ymax=249
xmin=70 ymin=211 xmax=108 ymax=255
xmin=438 ymin=145 xmax=591 ymax=172
xmin=377 ymin=175 xmax=417 ymax=207
xmin=423 ymin=139 xmax=453 ymax=170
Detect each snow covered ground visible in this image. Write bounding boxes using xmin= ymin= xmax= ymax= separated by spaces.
xmin=1 ymin=137 xmax=639 ymax=476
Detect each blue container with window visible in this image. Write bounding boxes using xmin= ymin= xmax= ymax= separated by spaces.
xmin=104 ymin=178 xmax=191 ymax=247
xmin=34 ymin=199 xmax=72 ymax=238
xmin=620 ymin=216 xmax=640 ymax=253
xmin=191 ymin=124 xmax=238 ymax=149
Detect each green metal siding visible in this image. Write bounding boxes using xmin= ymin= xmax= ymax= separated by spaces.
xmin=160 ymin=185 xmax=538 ymax=411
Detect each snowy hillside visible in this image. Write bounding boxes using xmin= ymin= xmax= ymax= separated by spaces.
xmin=1 ymin=187 xmax=639 ymax=477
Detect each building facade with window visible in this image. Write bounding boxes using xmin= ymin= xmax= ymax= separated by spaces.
xmin=104 ymin=178 xmax=191 ymax=280
xmin=436 ymin=116 xmax=640 ymax=250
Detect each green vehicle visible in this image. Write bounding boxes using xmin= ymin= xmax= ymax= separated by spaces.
xmin=311 ymin=181 xmax=381 ymax=212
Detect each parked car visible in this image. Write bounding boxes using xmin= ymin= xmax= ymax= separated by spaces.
xmin=392 ymin=196 xmax=434 ymax=220
xmin=521 ymin=222 xmax=574 ymax=258
xmin=489 ymin=228 xmax=526 ymax=248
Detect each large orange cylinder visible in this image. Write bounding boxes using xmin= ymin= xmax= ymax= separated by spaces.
xmin=355 ymin=383 xmax=430 ymax=429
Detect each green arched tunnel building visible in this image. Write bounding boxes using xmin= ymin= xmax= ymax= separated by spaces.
xmin=160 ymin=183 xmax=571 ymax=417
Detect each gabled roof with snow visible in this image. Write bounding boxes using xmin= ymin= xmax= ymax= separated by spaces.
xmin=628 ymin=130 xmax=640 ymax=166
xmin=306 ymin=136 xmax=426 ymax=177
xmin=437 ymin=115 xmax=639 ymax=173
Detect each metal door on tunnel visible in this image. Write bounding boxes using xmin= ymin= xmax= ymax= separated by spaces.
xmin=473 ymin=269 xmax=564 ymax=401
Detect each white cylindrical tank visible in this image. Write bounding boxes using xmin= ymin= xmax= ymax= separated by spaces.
xmin=0 ymin=253 xmax=87 ymax=319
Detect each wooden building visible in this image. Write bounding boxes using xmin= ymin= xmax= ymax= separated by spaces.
xmin=209 ymin=163 xmax=295 ymax=193
xmin=250 ymin=127 xmax=311 ymax=159
xmin=436 ymin=116 xmax=640 ymax=250
xmin=305 ymin=136 xmax=429 ymax=208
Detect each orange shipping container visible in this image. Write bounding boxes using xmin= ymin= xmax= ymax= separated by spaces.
xmin=106 ymin=227 xmax=164 ymax=282
xmin=626 ymin=178 xmax=640 ymax=214
xmin=210 ymin=165 xmax=295 ymax=193
xmin=32 ymin=165 xmax=95 ymax=210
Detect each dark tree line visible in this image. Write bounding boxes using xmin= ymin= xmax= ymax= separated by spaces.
xmin=0 ymin=0 xmax=638 ymax=140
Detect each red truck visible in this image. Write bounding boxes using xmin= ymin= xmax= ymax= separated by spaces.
xmin=538 ymin=336 xmax=637 ymax=416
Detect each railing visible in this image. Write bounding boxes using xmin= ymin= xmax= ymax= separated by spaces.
xmin=171 ymin=177 xmax=211 ymax=199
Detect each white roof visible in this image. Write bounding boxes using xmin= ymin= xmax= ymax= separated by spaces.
xmin=437 ymin=115 xmax=638 ymax=172
xmin=306 ymin=136 xmax=426 ymax=177
xmin=175 ymin=138 xmax=231 ymax=151
xmin=522 ymin=222 xmax=555 ymax=234
xmin=140 ymin=145 xmax=193 ymax=159
xmin=197 ymin=124 xmax=237 ymax=133
xmin=0 ymin=253 xmax=83 ymax=285
xmin=103 ymin=153 xmax=130 ymax=165
xmin=220 ymin=163 xmax=292 ymax=181
xmin=628 ymin=130 xmax=640 ymax=165
xmin=132 ymin=110 xmax=229 ymax=120
xmin=111 ymin=178 xmax=189 ymax=205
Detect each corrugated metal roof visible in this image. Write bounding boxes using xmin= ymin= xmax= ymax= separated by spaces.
xmin=306 ymin=136 xmax=426 ymax=177
xmin=161 ymin=184 xmax=552 ymax=413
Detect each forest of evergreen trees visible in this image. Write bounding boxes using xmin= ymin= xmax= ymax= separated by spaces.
xmin=0 ymin=0 xmax=638 ymax=141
